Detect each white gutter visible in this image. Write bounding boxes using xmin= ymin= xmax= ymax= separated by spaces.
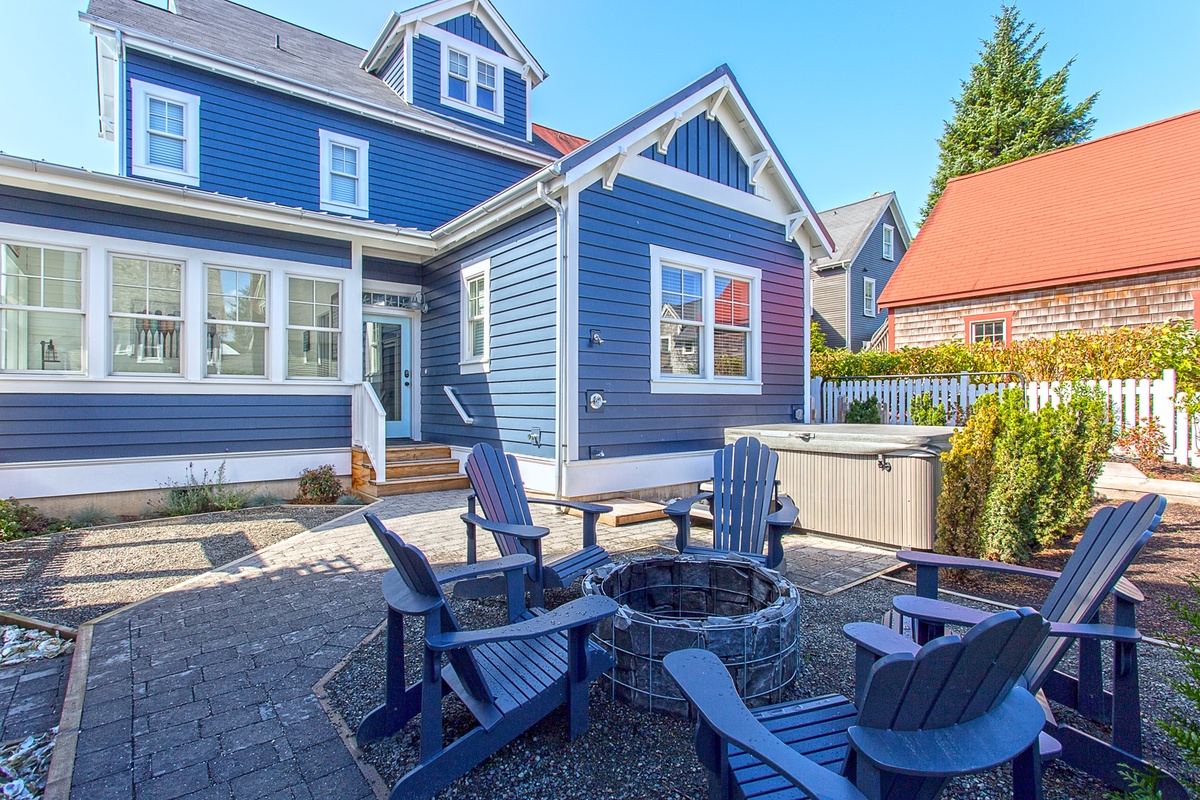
xmin=534 ymin=181 xmax=567 ymax=500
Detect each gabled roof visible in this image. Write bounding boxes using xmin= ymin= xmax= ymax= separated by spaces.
xmin=880 ymin=108 xmax=1200 ymax=309
xmin=532 ymin=124 xmax=588 ymax=156
xmin=812 ymin=192 xmax=909 ymax=270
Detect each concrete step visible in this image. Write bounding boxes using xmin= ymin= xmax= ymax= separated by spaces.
xmin=382 ymin=458 xmax=463 ymax=480
xmin=368 ymin=474 xmax=471 ymax=497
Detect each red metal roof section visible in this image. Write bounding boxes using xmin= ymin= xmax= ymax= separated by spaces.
xmin=879 ymin=108 xmax=1200 ymax=309
xmin=532 ymin=123 xmax=588 ymax=155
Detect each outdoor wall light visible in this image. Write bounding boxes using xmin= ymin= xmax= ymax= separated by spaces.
xmin=590 ymin=329 xmax=605 ymax=345
xmin=587 ymin=391 xmax=606 ymax=411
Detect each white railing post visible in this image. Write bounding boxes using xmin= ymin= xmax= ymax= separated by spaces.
xmin=352 ymin=382 xmax=387 ymax=481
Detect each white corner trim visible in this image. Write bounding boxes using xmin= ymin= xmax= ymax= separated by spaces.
xmin=129 ymin=79 xmax=200 ymax=186
xmin=318 ymin=129 xmax=370 ymax=218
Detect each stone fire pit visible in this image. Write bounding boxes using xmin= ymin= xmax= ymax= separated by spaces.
xmin=582 ymin=554 xmax=800 ymax=717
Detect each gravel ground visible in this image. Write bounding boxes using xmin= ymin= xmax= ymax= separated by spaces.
xmin=0 ymin=506 xmax=347 ymax=628
xmin=324 ymin=572 xmax=1198 ymax=800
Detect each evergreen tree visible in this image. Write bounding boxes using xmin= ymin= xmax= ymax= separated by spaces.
xmin=922 ymin=6 xmax=1098 ymax=219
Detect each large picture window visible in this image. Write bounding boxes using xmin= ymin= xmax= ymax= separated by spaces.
xmin=650 ymin=246 xmax=761 ymax=394
xmin=1 ymin=243 xmax=85 ymax=372
xmin=206 ymin=266 xmax=268 ymax=377
xmin=287 ymin=277 xmax=340 ymax=379
xmin=111 ymin=256 xmax=183 ymax=375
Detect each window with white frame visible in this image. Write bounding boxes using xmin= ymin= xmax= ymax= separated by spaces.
xmin=441 ymin=40 xmax=504 ymax=121
xmin=863 ymin=277 xmax=877 ymax=317
xmin=460 ymin=259 xmax=489 ymax=372
xmin=0 ymin=243 xmax=85 ymax=372
xmin=319 ymin=130 xmax=369 ymax=217
xmin=287 ymin=277 xmax=341 ymax=379
xmin=882 ymin=224 xmax=895 ymax=261
xmin=651 ymin=247 xmax=761 ymax=393
xmin=206 ymin=266 xmax=268 ymax=376
xmin=110 ymin=256 xmax=183 ymax=375
xmin=971 ymin=318 xmax=1007 ymax=344
xmin=131 ymin=80 xmax=200 ymax=186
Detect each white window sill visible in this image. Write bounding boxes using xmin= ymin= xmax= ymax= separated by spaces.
xmin=459 ymin=360 xmax=490 ymax=375
xmin=319 ymin=200 xmax=369 ymax=219
xmin=440 ymin=94 xmax=504 ymax=125
xmin=650 ymin=379 xmax=762 ymax=396
xmin=131 ymin=163 xmax=199 ymax=187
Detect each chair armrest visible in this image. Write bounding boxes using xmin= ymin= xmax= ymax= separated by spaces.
xmin=1047 ymin=621 xmax=1142 ymax=643
xmin=897 ymin=550 xmax=1062 ymax=583
xmin=435 ymin=553 xmax=536 ymax=585
xmin=527 ymin=497 xmax=613 ymax=515
xmin=665 ymin=492 xmax=712 ymax=518
xmin=766 ymin=494 xmax=799 ymax=528
xmin=842 ymin=622 xmax=922 ymax=658
xmin=426 ymin=596 xmax=618 ymax=651
xmin=663 ymin=650 xmax=868 ymax=800
xmin=891 ymin=596 xmax=991 ymax=630
xmin=459 ymin=512 xmax=549 ymax=541
xmin=1113 ymin=577 xmax=1144 ymax=605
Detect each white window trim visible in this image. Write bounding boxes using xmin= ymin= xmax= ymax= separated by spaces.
xmin=882 ymin=224 xmax=895 ymax=261
xmin=130 ymin=79 xmax=200 ymax=187
xmin=649 ymin=245 xmax=762 ymax=395
xmin=0 ymin=240 xmax=88 ymax=374
xmin=459 ymin=258 xmax=490 ymax=374
xmin=863 ymin=277 xmax=877 ymax=318
xmin=439 ymin=37 xmax=505 ymax=124
xmin=318 ymin=130 xmax=370 ymax=218
xmin=108 ymin=252 xmax=186 ymax=378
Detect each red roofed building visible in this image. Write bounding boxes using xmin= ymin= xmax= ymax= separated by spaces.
xmin=879 ymin=109 xmax=1200 ymax=350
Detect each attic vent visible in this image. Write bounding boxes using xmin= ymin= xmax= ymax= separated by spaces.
xmin=380 ymin=46 xmax=406 ymax=98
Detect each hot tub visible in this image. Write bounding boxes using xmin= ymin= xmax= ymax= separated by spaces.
xmin=724 ymin=423 xmax=956 ymax=550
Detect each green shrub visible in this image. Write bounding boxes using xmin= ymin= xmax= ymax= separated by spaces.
xmin=335 ymin=494 xmax=366 ymax=506
xmin=0 ymin=498 xmax=66 ymax=541
xmin=935 ymin=387 xmax=1115 ymax=563
xmin=161 ymin=462 xmax=251 ymax=516
xmin=845 ymin=396 xmax=882 ymax=424
xmin=1157 ymin=576 xmax=1200 ymax=795
xmin=66 ymin=504 xmax=117 ymax=529
xmin=910 ymin=392 xmax=948 ymax=426
xmin=294 ymin=465 xmax=344 ymax=505
xmin=809 ymin=321 xmax=827 ymax=354
xmin=245 ymin=492 xmax=285 ymax=508
xmin=1117 ymin=420 xmax=1168 ymax=469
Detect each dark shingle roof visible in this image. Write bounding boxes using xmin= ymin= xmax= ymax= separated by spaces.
xmin=811 ymin=192 xmax=894 ymax=268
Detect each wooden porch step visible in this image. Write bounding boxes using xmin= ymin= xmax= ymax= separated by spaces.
xmin=386 ymin=443 xmax=451 ymax=461
xmin=382 ymin=458 xmax=462 ymax=480
xmin=369 ymin=473 xmax=470 ymax=496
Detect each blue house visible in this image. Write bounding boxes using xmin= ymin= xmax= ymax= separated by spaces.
xmin=0 ymin=0 xmax=832 ymax=506
xmin=811 ymin=192 xmax=911 ymax=351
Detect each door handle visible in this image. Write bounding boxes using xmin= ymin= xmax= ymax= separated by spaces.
xmin=403 ymin=369 xmax=410 ymax=378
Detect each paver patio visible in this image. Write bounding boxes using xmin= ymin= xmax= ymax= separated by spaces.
xmin=59 ymin=490 xmax=898 ymax=799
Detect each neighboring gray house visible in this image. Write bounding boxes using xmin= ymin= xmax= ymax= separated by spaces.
xmin=811 ymin=192 xmax=911 ymax=351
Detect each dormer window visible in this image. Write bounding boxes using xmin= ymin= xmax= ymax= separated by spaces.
xmin=319 ymin=130 xmax=370 ymax=218
xmin=440 ymin=40 xmax=504 ymax=122
xmin=131 ymin=80 xmax=199 ymax=186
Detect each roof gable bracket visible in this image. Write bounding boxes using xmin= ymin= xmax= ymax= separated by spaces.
xmin=657 ymin=113 xmax=684 ymax=156
xmin=749 ymin=152 xmax=771 ymax=186
xmin=785 ymin=211 xmax=808 ymax=243
xmin=602 ymin=147 xmax=628 ymax=190
xmin=705 ymin=86 xmax=729 ymax=121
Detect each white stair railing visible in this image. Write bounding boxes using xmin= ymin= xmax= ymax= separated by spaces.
xmin=444 ymin=385 xmax=474 ymax=424
xmin=352 ymin=382 xmax=388 ymax=480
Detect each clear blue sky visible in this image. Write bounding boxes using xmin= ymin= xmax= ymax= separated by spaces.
xmin=2 ymin=0 xmax=1197 ymax=225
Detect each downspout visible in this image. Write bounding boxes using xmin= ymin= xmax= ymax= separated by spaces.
xmin=535 ymin=180 xmax=566 ymax=500
xmin=803 ymin=251 xmax=813 ymax=423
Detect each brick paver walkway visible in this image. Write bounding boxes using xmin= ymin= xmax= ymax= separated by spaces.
xmin=0 ymin=653 xmax=72 ymax=741
xmin=66 ymin=490 xmax=896 ymax=798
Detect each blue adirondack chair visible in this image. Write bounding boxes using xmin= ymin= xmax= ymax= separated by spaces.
xmin=665 ymin=436 xmax=799 ymax=569
xmin=458 ymin=442 xmax=613 ymax=607
xmin=358 ymin=513 xmax=618 ymax=800
xmin=667 ymin=608 xmax=1052 ymax=800
xmin=881 ymin=493 xmax=1186 ymax=799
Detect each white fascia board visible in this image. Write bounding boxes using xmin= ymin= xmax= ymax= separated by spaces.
xmin=82 ymin=15 xmax=551 ymax=169
xmin=414 ymin=21 xmax=523 ymax=74
xmin=361 ymin=12 xmax=402 ymax=70
xmin=888 ymin=195 xmax=914 ymax=247
xmin=0 ymin=155 xmax=436 ymax=258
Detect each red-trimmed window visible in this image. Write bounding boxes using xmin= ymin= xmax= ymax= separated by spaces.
xmin=964 ymin=311 xmax=1013 ymax=345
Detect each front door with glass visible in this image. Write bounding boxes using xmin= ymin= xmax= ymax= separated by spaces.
xmin=363 ymin=316 xmax=412 ymax=439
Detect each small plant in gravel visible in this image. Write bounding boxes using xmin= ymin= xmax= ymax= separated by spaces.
xmin=335 ymin=494 xmax=366 ymax=506
xmin=0 ymin=499 xmax=66 ymax=542
xmin=845 ymin=396 xmax=882 ymax=424
xmin=65 ymin=504 xmax=116 ymax=529
xmin=294 ymin=465 xmax=344 ymax=505
xmin=910 ymin=392 xmax=949 ymax=426
xmin=1107 ymin=767 xmax=1163 ymax=799
xmin=245 ymin=491 xmax=285 ymax=508
xmin=160 ymin=462 xmax=252 ymax=516
xmin=1117 ymin=420 xmax=1169 ymax=470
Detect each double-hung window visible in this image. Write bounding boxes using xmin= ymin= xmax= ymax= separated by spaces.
xmin=441 ymin=41 xmax=504 ymax=122
xmin=319 ymin=130 xmax=370 ymax=218
xmin=882 ymin=224 xmax=895 ymax=261
xmin=459 ymin=259 xmax=489 ymax=373
xmin=287 ymin=277 xmax=341 ymax=379
xmin=863 ymin=277 xmax=877 ymax=317
xmin=111 ymin=256 xmax=183 ymax=375
xmin=650 ymin=246 xmax=761 ymax=394
xmin=0 ymin=243 xmax=85 ymax=372
xmin=131 ymin=80 xmax=200 ymax=186
xmin=206 ymin=267 xmax=268 ymax=377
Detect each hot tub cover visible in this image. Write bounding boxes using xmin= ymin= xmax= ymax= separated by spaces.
xmin=724 ymin=423 xmax=956 ymax=457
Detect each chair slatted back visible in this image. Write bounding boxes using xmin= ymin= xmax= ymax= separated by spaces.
xmin=364 ymin=513 xmax=494 ymax=705
xmin=711 ymin=437 xmax=778 ymax=556
xmin=1023 ymin=494 xmax=1165 ymax=690
xmin=465 ymin=443 xmax=535 ymax=559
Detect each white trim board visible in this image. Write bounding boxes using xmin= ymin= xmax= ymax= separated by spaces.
xmin=2 ymin=448 xmax=351 ymax=500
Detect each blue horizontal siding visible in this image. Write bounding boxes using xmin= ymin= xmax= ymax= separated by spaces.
xmin=125 ymin=49 xmax=536 ymax=231
xmin=849 ymin=206 xmax=907 ymax=350
xmin=436 ymin=14 xmax=503 ymax=52
xmin=0 ymin=394 xmax=350 ymax=464
xmin=0 ymin=186 xmax=349 ymax=268
xmin=419 ymin=208 xmax=557 ymax=457
xmin=362 ymin=255 xmax=422 ymax=285
xmin=410 ymin=34 xmax=528 ymax=143
xmin=576 ymin=176 xmax=806 ymax=459
xmin=640 ymin=115 xmax=750 ymax=193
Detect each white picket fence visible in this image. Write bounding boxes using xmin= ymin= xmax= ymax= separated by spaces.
xmin=814 ymin=369 xmax=1199 ymax=466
